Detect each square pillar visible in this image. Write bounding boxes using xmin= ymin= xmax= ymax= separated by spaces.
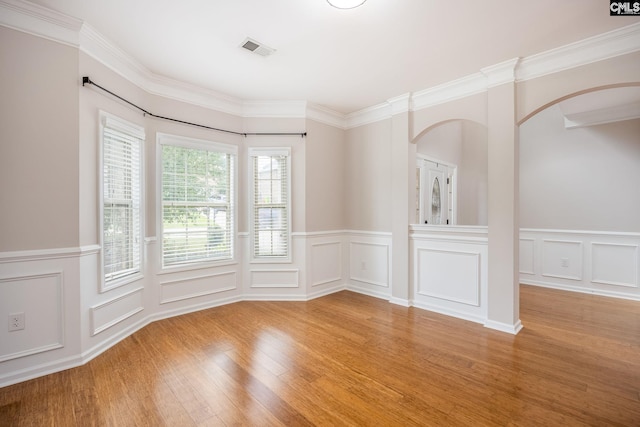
xmin=482 ymin=59 xmax=523 ymax=334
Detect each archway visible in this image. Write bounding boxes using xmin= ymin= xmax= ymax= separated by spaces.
xmin=518 ymin=85 xmax=640 ymax=300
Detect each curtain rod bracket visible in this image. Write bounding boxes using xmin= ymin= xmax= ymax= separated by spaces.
xmin=81 ymin=76 xmax=307 ymax=138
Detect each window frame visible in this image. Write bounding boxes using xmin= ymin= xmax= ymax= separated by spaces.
xmin=249 ymin=147 xmax=292 ymax=263
xmin=99 ymin=111 xmax=145 ymax=292
xmin=157 ymin=133 xmax=238 ymax=272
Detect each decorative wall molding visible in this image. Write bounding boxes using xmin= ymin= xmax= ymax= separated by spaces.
xmin=411 ymin=226 xmax=489 ymax=326
xmin=481 ymin=57 xmax=520 ymax=88
xmin=249 ymin=269 xmax=300 ymax=288
xmin=520 ymin=229 xmax=640 ymax=300
xmin=415 ymin=248 xmax=481 ymax=307
xmin=411 ymin=73 xmax=488 ymax=112
xmin=90 ymin=287 xmax=144 ymax=336
xmin=349 ymin=241 xmax=390 ymax=288
xmin=0 ymin=244 xmax=100 ymax=263
xmin=309 ymin=241 xmax=342 ymax=287
xmin=517 ymin=23 xmax=640 ymax=82
xmin=0 ymin=271 xmax=65 ymax=362
xmin=541 ymin=239 xmax=583 ymax=281
xmin=159 ymin=271 xmax=238 ymax=304
xmin=2 ymin=0 xmax=638 ymax=127
xmin=591 ymin=242 xmax=638 ymax=288
xmin=0 ymin=0 xmax=82 ymax=47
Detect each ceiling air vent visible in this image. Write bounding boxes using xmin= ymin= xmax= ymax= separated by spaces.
xmin=240 ymin=37 xmax=276 ymax=57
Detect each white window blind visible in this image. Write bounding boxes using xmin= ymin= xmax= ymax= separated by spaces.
xmin=249 ymin=148 xmax=291 ymax=259
xmin=101 ymin=115 xmax=143 ymax=286
xmin=161 ymin=138 xmax=235 ymax=267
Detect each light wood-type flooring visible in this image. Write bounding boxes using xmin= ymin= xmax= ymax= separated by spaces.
xmin=1 ymin=285 xmax=639 ymax=426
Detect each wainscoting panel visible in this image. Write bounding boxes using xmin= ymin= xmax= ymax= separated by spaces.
xmin=591 ymin=243 xmax=638 ymax=288
xmin=160 ymin=271 xmax=238 ymax=304
xmin=520 ymin=229 xmax=640 ymax=300
xmin=250 ymin=269 xmax=299 ymax=288
xmin=91 ymin=287 xmax=144 ymax=336
xmin=519 ymin=238 xmax=535 ymax=275
xmin=410 ymin=225 xmax=488 ymax=324
xmin=0 ymin=272 xmax=64 ymax=362
xmin=541 ymin=240 xmax=583 ymax=281
xmin=310 ymin=241 xmax=342 ymax=287
xmin=416 ymin=249 xmax=480 ymax=306
xmin=349 ymin=241 xmax=389 ymax=288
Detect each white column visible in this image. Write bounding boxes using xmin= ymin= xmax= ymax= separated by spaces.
xmin=482 ymin=59 xmax=523 ymax=334
xmin=388 ymin=94 xmax=412 ymax=306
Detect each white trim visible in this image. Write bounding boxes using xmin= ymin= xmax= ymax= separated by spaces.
xmin=484 ymin=319 xmax=523 ymax=335
xmin=310 ymin=241 xmax=343 ymax=287
xmin=243 ymin=100 xmax=307 ymax=118
xmin=248 ymin=147 xmax=292 ymax=263
xmin=344 ymin=284 xmax=389 ymax=300
xmin=0 ymin=244 xmax=100 ymax=263
xmin=99 ymin=111 xmax=145 ymax=294
xmin=345 ymin=103 xmax=391 ymax=129
xmin=159 ymin=271 xmax=238 ymax=304
xmin=0 ymin=0 xmax=82 ymax=47
xmin=517 ymin=23 xmax=640 ymax=82
xmin=412 ymin=73 xmax=488 ymax=112
xmin=387 ymin=93 xmax=412 ymax=115
xmin=306 ymin=103 xmax=348 ymax=129
xmin=0 ymin=271 xmax=65 ymax=362
xmin=412 ymin=299 xmax=485 ymax=325
xmin=521 ymin=279 xmax=640 ymax=302
xmin=3 ymin=1 xmax=637 ymax=126
xmin=415 ymin=248 xmax=481 ymax=307
xmin=156 ymin=133 xmax=238 ymax=271
xmin=520 ymin=228 xmax=640 ymax=237
xmin=90 ymin=287 xmax=144 ymax=336
xmin=481 ymin=58 xmax=520 ymax=88
xmin=389 ymin=297 xmax=411 ymax=307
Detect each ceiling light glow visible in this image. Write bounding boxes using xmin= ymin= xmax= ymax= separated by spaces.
xmin=327 ymin=0 xmax=367 ymax=9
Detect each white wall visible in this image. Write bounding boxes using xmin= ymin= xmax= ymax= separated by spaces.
xmin=520 ymin=105 xmax=640 ymax=232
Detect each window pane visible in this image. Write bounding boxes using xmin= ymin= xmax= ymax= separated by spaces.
xmin=161 ymin=142 xmax=234 ymax=267
xmin=252 ymin=152 xmax=289 ymax=259
xmin=102 ymin=119 xmax=142 ymax=285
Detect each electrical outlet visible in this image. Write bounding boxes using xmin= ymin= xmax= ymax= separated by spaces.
xmin=8 ymin=312 xmax=25 ymax=332
xmin=561 ymin=258 xmax=569 ymax=268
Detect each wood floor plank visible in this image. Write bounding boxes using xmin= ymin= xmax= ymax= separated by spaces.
xmin=1 ymin=285 xmax=639 ymax=426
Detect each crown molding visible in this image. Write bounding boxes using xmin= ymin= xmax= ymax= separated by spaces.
xmin=387 ymin=93 xmax=412 ymax=115
xmin=242 ymin=100 xmax=307 ymax=119
xmin=306 ymin=103 xmax=348 ymax=129
xmin=2 ymin=0 xmax=639 ymax=129
xmin=0 ymin=0 xmax=82 ymax=47
xmin=481 ymin=57 xmax=520 ymax=88
xmin=412 ymin=72 xmax=488 ymax=111
xmin=345 ymin=103 xmax=391 ymax=129
xmin=517 ymin=22 xmax=640 ymax=82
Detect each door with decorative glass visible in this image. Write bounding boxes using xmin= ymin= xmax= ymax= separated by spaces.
xmin=416 ymin=157 xmax=456 ymax=225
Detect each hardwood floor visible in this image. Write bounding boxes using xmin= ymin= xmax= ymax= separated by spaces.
xmin=1 ymin=285 xmax=639 ymax=426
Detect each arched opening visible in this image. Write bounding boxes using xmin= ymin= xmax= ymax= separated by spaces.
xmin=412 ymin=119 xmax=488 ymax=226
xmin=518 ymin=85 xmax=640 ymax=300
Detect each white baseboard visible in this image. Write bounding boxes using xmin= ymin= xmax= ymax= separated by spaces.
xmin=520 ymin=279 xmax=640 ymax=302
xmin=346 ymin=283 xmax=391 ymax=301
xmin=411 ymin=300 xmax=486 ymax=325
xmin=484 ymin=319 xmax=523 ymax=335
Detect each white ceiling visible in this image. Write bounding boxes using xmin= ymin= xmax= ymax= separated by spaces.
xmin=27 ymin=0 xmax=639 ymax=114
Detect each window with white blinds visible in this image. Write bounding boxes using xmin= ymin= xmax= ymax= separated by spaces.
xmin=160 ymin=135 xmax=236 ymax=268
xmin=101 ymin=113 xmax=144 ymax=289
xmin=249 ymin=148 xmax=291 ymax=260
